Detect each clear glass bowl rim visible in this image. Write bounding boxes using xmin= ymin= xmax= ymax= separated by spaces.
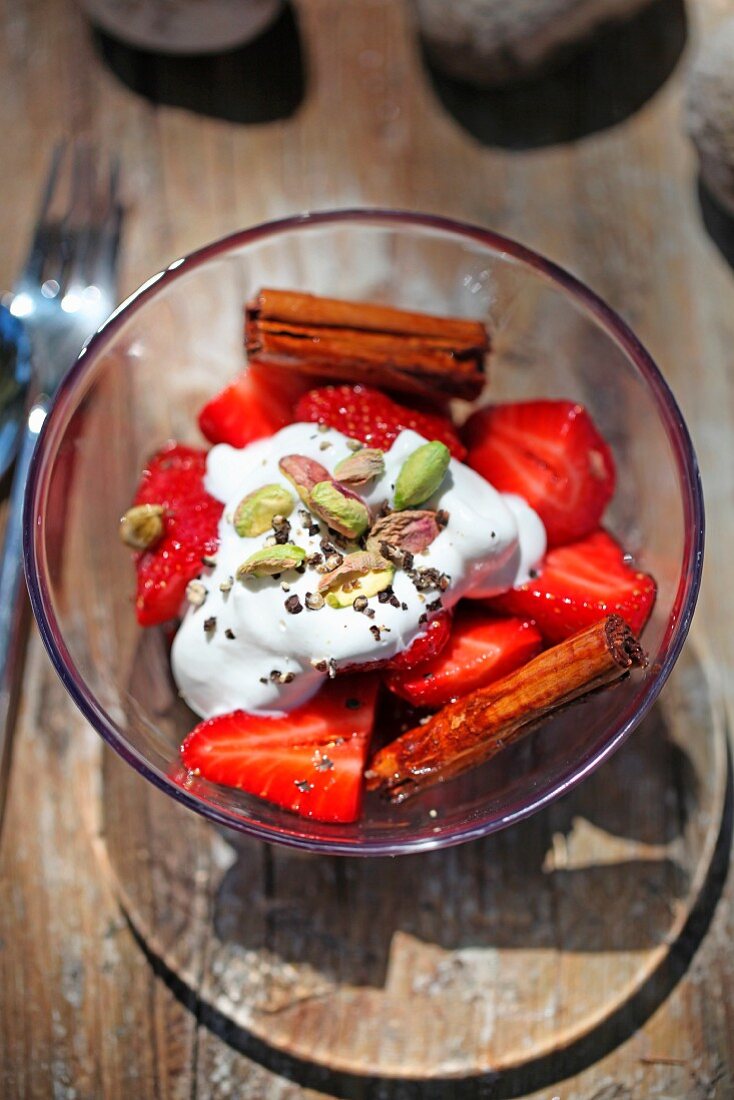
xmin=23 ymin=208 xmax=705 ymax=856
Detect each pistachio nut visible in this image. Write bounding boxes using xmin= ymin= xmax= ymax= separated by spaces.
xmin=318 ymin=551 xmax=394 ymax=608
xmin=278 ymin=454 xmax=331 ymax=504
xmin=393 ymin=441 xmax=450 ymax=511
xmin=233 ymin=483 xmax=294 ymax=538
xmin=119 ymin=504 xmax=165 ymax=551
xmin=236 ymin=543 xmax=306 ymax=579
xmin=309 ymin=481 xmax=370 ymax=539
xmin=333 ymin=448 xmax=385 ymax=487
xmin=366 ymin=509 xmax=441 ymax=555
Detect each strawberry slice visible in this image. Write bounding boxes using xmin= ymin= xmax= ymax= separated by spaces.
xmin=180 ymin=676 xmax=379 ymax=823
xmin=489 ymin=530 xmax=656 ymax=643
xmin=387 ymin=609 xmax=453 ymax=671
xmin=386 ymin=609 xmax=542 ymax=708
xmin=198 ymin=364 xmax=306 ymax=449
xmin=344 ymin=610 xmax=453 ymax=674
xmin=133 ymin=443 xmax=223 ymax=627
xmin=295 ymin=384 xmax=466 ymax=460
xmin=464 ymin=400 xmax=615 ymax=546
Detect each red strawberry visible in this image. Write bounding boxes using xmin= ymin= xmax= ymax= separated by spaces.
xmin=464 ymin=400 xmax=615 ymax=546
xmin=180 ymin=676 xmax=379 ymax=823
xmin=198 ymin=364 xmax=306 ymax=449
xmin=386 ymin=609 xmax=542 ymax=708
xmin=489 ymin=530 xmax=656 ymax=643
xmin=344 ymin=610 xmax=453 ymax=675
xmin=133 ymin=443 xmax=223 ymax=627
xmin=387 ymin=609 xmax=453 ymax=671
xmin=295 ymin=384 xmax=466 ymax=460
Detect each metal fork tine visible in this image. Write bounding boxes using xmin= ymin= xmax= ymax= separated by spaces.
xmin=81 ymin=152 xmax=123 ymax=300
xmin=0 ymin=142 xmax=123 ymax=833
xmin=19 ymin=141 xmax=68 ymax=288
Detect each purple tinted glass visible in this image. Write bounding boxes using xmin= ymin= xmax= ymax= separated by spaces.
xmin=24 ymin=210 xmax=703 ymax=855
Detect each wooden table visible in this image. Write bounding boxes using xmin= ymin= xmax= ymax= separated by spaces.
xmin=1 ymin=1 xmax=733 ymax=1096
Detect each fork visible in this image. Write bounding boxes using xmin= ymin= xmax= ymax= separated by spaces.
xmin=0 ymin=142 xmax=122 ymax=831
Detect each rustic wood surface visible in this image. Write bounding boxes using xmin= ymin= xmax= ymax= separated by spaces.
xmin=1 ymin=0 xmax=734 ymax=1097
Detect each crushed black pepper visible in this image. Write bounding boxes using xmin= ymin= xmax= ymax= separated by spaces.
xmin=427 ymin=598 xmax=442 ymax=612
xmin=285 ymin=594 xmax=303 ymax=614
xmin=436 ymin=509 xmax=450 ymax=528
xmin=203 ymin=616 xmax=217 ymax=635
xmin=294 ymin=779 xmax=314 ymax=793
xmin=407 ymin=567 xmax=449 ymax=592
xmin=270 ymin=669 xmax=295 ymax=684
xmin=369 ymin=625 xmax=382 ymax=641
xmin=224 ymin=628 xmax=236 ymax=640
xmin=308 ymin=523 xmax=320 ymax=537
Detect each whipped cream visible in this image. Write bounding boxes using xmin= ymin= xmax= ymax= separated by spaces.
xmin=171 ymin=424 xmax=546 ymax=718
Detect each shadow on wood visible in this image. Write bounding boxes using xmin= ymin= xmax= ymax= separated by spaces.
xmin=89 ymin=2 xmax=305 ymax=124
xmin=130 ymin=747 xmax=732 ymax=1099
xmin=698 ymin=178 xmax=734 ymax=272
xmin=102 ymin=639 xmax=728 ymax=1089
xmin=212 ymin=706 xmax=697 ymax=978
xmin=419 ymin=0 xmax=687 ymax=149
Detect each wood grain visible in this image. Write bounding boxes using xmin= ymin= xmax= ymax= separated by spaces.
xmin=0 ymin=0 xmax=733 ymax=1097
xmin=101 ymin=641 xmax=728 ymax=1081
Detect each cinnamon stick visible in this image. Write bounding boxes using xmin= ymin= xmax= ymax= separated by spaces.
xmin=365 ymin=615 xmax=647 ymax=803
xmin=245 ymin=288 xmax=489 ymax=401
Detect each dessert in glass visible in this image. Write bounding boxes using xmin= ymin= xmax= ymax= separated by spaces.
xmin=25 ymin=211 xmax=703 ymax=853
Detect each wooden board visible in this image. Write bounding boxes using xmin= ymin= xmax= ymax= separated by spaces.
xmin=97 ymin=639 xmax=729 ymax=1081
xmin=2 ymin=0 xmax=734 ymax=1095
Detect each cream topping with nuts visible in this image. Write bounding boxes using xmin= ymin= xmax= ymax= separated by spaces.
xmin=171 ymin=423 xmax=546 ymax=718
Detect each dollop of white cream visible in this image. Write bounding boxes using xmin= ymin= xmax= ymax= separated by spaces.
xmin=171 ymin=424 xmax=546 ymax=718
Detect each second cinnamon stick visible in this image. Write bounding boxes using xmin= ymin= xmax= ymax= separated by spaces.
xmin=365 ymin=615 xmax=647 ymax=803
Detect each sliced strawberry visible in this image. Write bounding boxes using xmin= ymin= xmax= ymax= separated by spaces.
xmin=489 ymin=530 xmax=656 ymax=643
xmin=386 ymin=609 xmax=542 ymax=708
xmin=295 ymin=384 xmax=466 ymax=460
xmin=180 ymin=676 xmax=379 ymax=823
xmin=464 ymin=400 xmax=615 ymax=546
xmin=198 ymin=364 xmax=306 ymax=449
xmin=133 ymin=442 xmax=223 ymax=627
xmin=344 ymin=610 xmax=454 ymax=675
xmin=387 ymin=609 xmax=453 ymax=671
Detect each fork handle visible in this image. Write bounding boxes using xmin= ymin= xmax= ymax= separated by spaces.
xmin=0 ymin=399 xmax=49 ymax=834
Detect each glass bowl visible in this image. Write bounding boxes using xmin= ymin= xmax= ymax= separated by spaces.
xmin=24 ymin=210 xmax=704 ymax=855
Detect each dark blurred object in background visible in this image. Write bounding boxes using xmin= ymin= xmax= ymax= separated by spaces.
xmin=413 ymin=0 xmax=660 ymax=87
xmin=90 ymin=1 xmax=305 ymax=123
xmin=81 ymin=0 xmax=283 ymax=55
xmin=686 ymin=17 xmax=734 ymax=220
xmin=697 ymin=180 xmax=734 ymax=272
xmin=417 ymin=0 xmax=687 ymax=148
